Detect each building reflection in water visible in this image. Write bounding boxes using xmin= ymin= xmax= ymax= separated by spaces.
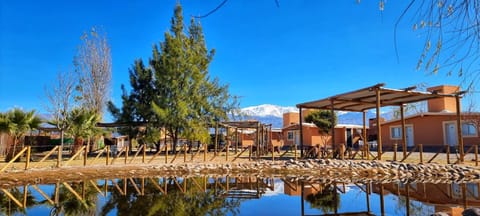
xmin=0 ymin=176 xmax=479 ymax=216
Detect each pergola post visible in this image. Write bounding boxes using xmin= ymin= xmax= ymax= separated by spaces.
xmin=299 ymin=107 xmax=304 ymax=158
xmin=362 ymin=111 xmax=367 ymax=158
xmin=330 ymin=99 xmax=336 ymax=151
xmin=400 ymin=104 xmax=407 ymax=158
xmin=214 ymin=122 xmax=219 ymax=156
xmin=376 ymin=88 xmax=382 ymax=160
xmin=456 ymin=95 xmax=464 ymax=162
xmin=256 ymin=122 xmax=260 ymax=159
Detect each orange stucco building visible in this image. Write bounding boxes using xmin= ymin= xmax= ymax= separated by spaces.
xmin=374 ymin=182 xmax=480 ymax=216
xmin=377 ymin=85 xmax=480 ymax=151
xmin=282 ymin=112 xmax=366 ymax=149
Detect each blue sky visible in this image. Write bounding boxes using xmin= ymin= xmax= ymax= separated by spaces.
xmin=0 ymin=0 xmax=474 ymax=116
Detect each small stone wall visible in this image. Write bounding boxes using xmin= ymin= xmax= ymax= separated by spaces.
xmin=2 ymin=159 xmax=480 ymax=187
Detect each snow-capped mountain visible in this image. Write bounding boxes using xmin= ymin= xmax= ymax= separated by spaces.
xmin=240 ymin=104 xmax=297 ymax=128
xmin=240 ymin=104 xmax=393 ymax=128
xmin=241 ymin=104 xmax=297 ymax=118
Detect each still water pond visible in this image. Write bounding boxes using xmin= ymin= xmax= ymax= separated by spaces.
xmin=2 ymin=176 xmax=479 ymax=216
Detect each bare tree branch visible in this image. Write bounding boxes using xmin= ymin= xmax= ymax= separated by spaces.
xmin=74 ymin=26 xmax=112 ymax=117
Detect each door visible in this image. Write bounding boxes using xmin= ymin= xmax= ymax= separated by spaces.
xmin=295 ymin=131 xmax=300 ymax=147
xmin=346 ymin=129 xmax=353 ymax=148
xmin=445 ymin=122 xmax=457 ymax=146
xmin=406 ymin=126 xmax=414 ymax=147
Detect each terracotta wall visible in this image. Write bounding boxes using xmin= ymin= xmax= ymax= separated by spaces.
xmin=282 ymin=126 xmax=349 ymax=148
xmin=283 ymin=112 xmax=299 ymax=127
xmin=380 ymin=114 xmax=480 ymax=149
xmin=271 ymin=131 xmax=283 ymax=147
xmin=427 ymin=85 xmax=460 ymax=113
xmin=377 ymin=182 xmax=480 ymax=206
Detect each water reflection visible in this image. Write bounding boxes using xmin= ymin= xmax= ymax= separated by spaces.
xmin=1 ymin=175 xmax=479 ymax=216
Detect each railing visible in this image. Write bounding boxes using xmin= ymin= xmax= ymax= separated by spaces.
xmin=1 ymin=142 xmax=478 ymax=173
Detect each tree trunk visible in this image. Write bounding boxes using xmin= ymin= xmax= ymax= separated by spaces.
xmin=71 ymin=137 xmax=84 ymax=156
xmin=5 ymin=137 xmax=20 ymax=162
xmin=172 ymin=130 xmax=178 ymax=154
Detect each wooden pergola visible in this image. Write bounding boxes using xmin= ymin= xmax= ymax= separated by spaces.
xmin=219 ymin=120 xmax=272 ymax=158
xmin=296 ymin=83 xmax=466 ymax=161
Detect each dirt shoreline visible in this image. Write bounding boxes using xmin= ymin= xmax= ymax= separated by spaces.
xmin=2 ymin=159 xmax=480 ymax=188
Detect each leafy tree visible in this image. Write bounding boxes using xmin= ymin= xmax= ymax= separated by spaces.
xmin=0 ymin=109 xmax=42 ymax=161
xmin=305 ymin=184 xmax=340 ymax=214
xmin=74 ymin=26 xmax=112 ymax=117
xmin=101 ymin=177 xmax=240 ymax=216
xmin=304 ymin=110 xmax=337 ymax=151
xmin=305 ymin=110 xmax=337 ymax=134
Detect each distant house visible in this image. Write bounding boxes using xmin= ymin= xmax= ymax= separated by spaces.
xmin=282 ymin=112 xmax=367 ymax=150
xmin=375 ymin=85 xmax=480 ymax=151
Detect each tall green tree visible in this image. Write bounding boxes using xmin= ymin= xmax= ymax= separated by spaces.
xmin=151 ymin=4 xmax=233 ymax=153
xmin=109 ymin=4 xmax=237 ymax=153
xmin=0 ymin=109 xmax=42 ymax=161
xmin=108 ymin=60 xmax=160 ymax=150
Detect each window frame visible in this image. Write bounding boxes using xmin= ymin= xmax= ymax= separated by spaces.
xmin=390 ymin=126 xmax=402 ymax=140
xmin=287 ymin=131 xmax=294 ymax=141
xmin=462 ymin=122 xmax=477 ymax=137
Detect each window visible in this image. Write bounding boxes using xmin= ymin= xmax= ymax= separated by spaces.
xmin=287 ymin=131 xmax=294 ymax=140
xmin=390 ymin=127 xmax=402 ymax=139
xmin=462 ymin=123 xmax=477 ymax=137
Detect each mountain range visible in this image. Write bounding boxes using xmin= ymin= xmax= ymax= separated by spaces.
xmin=240 ymin=104 xmax=391 ymax=128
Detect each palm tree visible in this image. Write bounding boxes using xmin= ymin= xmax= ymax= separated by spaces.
xmin=66 ymin=108 xmax=100 ymax=155
xmin=0 ymin=109 xmax=42 ymax=161
xmin=0 ymin=112 xmax=10 ymax=156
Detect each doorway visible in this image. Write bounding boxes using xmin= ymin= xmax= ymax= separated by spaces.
xmin=406 ymin=126 xmax=414 ymax=147
xmin=444 ymin=122 xmax=457 ymax=146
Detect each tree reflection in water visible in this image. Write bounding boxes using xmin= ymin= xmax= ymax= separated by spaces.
xmin=0 ymin=187 xmax=36 ymax=215
xmin=56 ymin=182 xmax=98 ymax=216
xmin=101 ymin=177 xmax=241 ymax=216
xmin=304 ymin=184 xmax=340 ymax=214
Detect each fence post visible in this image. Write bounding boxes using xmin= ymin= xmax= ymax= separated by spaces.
xmin=204 ymin=143 xmax=207 ymax=162
xmin=294 ymin=145 xmax=297 ymax=160
xmin=25 ymin=146 xmax=31 ymax=170
xmin=419 ymin=144 xmax=423 ymax=164
xmin=183 ymin=144 xmax=187 ymax=163
xmin=57 ymin=145 xmax=62 ymax=168
xmin=446 ymin=145 xmax=450 ymax=164
xmin=393 ymin=144 xmax=397 ymax=161
xmin=272 ymin=145 xmax=275 ymax=161
xmin=142 ymin=144 xmax=146 ymax=163
xmin=249 ymin=145 xmax=252 ymax=161
xmin=106 ymin=145 xmax=110 ymax=166
xmin=475 ymin=144 xmax=478 ymax=167
xmin=165 ymin=144 xmax=169 ymax=164
xmin=366 ymin=143 xmax=370 ymax=160
xmin=226 ymin=141 xmax=229 ymax=162
xmin=125 ymin=146 xmax=129 ymax=164
xmin=84 ymin=145 xmax=88 ymax=166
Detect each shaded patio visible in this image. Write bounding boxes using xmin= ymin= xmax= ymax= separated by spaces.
xmin=296 ymin=83 xmax=466 ymax=161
